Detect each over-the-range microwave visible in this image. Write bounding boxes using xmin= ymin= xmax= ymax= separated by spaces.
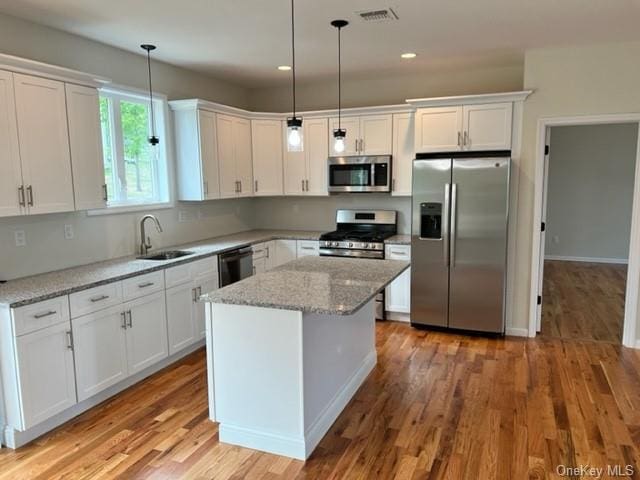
xmin=328 ymin=155 xmax=392 ymax=193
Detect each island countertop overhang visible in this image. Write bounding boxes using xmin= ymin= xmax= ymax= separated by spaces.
xmin=200 ymin=256 xmax=410 ymax=316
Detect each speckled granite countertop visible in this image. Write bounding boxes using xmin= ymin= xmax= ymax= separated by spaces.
xmin=0 ymin=229 xmax=322 ymax=308
xmin=385 ymin=235 xmax=411 ymax=245
xmin=200 ymin=256 xmax=410 ymax=316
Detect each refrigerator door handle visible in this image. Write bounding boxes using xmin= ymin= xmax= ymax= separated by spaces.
xmin=443 ymin=183 xmax=450 ymax=266
xmin=451 ymin=183 xmax=458 ymax=267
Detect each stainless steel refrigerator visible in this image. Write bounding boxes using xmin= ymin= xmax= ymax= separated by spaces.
xmin=411 ymin=151 xmax=510 ymax=333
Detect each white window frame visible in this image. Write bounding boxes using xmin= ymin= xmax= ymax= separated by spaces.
xmin=88 ymin=84 xmax=173 ymax=216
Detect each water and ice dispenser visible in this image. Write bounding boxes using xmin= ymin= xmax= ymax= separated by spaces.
xmin=420 ymin=203 xmax=442 ymax=239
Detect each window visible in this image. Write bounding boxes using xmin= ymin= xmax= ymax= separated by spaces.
xmin=98 ymin=89 xmax=169 ymax=208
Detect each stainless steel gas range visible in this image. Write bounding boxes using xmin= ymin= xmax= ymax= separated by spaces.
xmin=319 ymin=209 xmax=398 ymax=318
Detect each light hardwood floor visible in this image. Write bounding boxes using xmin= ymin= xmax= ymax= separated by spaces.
xmin=2 ymin=321 xmax=640 ymax=479
xmin=542 ymin=260 xmax=627 ymax=343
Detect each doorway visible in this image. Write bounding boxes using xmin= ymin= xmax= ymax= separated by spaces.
xmin=532 ymin=119 xmax=640 ymax=344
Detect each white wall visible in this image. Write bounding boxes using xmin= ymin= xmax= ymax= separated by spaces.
xmin=516 ymin=41 xmax=640 ymax=342
xmin=545 ymin=124 xmax=638 ymax=262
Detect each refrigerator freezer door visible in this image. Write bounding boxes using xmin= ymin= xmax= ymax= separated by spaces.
xmin=411 ymin=159 xmax=451 ymax=328
xmin=448 ymin=157 xmax=509 ymax=333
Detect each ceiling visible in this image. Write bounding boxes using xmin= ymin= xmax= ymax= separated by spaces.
xmin=1 ymin=0 xmax=640 ymax=88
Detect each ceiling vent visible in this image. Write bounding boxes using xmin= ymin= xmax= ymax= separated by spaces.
xmin=356 ymin=8 xmax=399 ymax=23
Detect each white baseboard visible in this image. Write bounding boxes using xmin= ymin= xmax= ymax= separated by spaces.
xmin=545 ymin=255 xmax=628 ymax=264
xmin=2 ymin=340 xmax=205 ymax=449
xmin=505 ymin=327 xmax=529 ymax=337
xmin=218 ymin=350 xmax=377 ymax=460
xmin=384 ymin=311 xmax=410 ymax=322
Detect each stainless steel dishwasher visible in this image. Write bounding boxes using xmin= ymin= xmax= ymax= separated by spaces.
xmin=218 ymin=247 xmax=254 ymax=287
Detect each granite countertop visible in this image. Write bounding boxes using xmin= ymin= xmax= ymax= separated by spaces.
xmin=200 ymin=256 xmax=410 ymax=316
xmin=385 ymin=234 xmax=411 ymax=245
xmin=0 ymin=229 xmax=322 ymax=308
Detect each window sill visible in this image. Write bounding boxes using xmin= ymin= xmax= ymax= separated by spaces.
xmin=87 ymin=201 xmax=174 ymax=217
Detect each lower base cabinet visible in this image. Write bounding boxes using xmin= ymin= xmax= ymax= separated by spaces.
xmin=15 ymin=322 xmax=77 ymax=429
xmin=385 ymin=245 xmax=411 ymax=315
xmin=273 ymin=240 xmax=297 ymax=267
xmin=166 ymin=282 xmax=198 ymax=355
xmin=125 ymin=291 xmax=169 ymax=375
xmin=194 ymin=275 xmax=218 ymax=339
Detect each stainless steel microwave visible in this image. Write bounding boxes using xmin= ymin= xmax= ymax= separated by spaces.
xmin=328 ymin=155 xmax=392 ymax=193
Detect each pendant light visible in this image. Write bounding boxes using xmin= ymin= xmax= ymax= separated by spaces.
xmin=331 ymin=20 xmax=348 ymax=154
xmin=286 ymin=0 xmax=303 ymax=152
xmin=141 ymin=44 xmax=159 ymax=146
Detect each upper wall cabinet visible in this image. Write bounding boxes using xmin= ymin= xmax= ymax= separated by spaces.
xmin=173 ymin=108 xmax=220 ymax=201
xmin=415 ymin=103 xmax=513 ymax=153
xmin=391 ymin=113 xmax=414 ymax=196
xmin=13 ymin=73 xmax=75 ymax=215
xmin=251 ymin=119 xmax=283 ymax=196
xmin=0 ymin=70 xmax=23 ymax=217
xmin=283 ymin=117 xmax=329 ymax=196
xmin=328 ymin=114 xmax=392 ymax=156
xmin=65 ymin=84 xmax=107 ymax=210
xmin=217 ymin=114 xmax=253 ymax=198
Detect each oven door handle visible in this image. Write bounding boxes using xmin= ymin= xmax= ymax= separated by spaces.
xmin=220 ymin=251 xmax=253 ymax=263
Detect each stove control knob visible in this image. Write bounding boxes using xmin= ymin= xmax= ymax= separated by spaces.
xmin=332 ymin=242 xmax=338 ymax=247
xmin=366 ymin=243 xmax=372 ymax=249
xmin=349 ymin=242 xmax=354 ymax=248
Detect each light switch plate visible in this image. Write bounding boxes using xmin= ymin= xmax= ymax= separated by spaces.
xmin=14 ymin=230 xmax=26 ymax=247
xmin=64 ymin=224 xmax=74 ymax=240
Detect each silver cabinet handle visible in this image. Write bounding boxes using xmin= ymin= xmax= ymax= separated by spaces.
xmin=301 ymin=246 xmax=315 ymax=250
xmin=392 ymin=178 xmax=396 ymax=192
xmin=457 ymin=132 xmax=462 ymax=148
xmin=138 ymin=282 xmax=154 ymax=288
xmin=255 ymin=179 xmax=258 ymax=193
xmin=443 ymin=183 xmax=450 ymax=266
xmin=192 ymin=287 xmax=198 ymax=303
xmin=197 ymin=286 xmax=202 ymax=297
xmin=305 ymin=179 xmax=309 ymax=192
xmin=18 ymin=186 xmax=26 ymax=207
xmin=66 ymin=330 xmax=74 ymax=350
xmin=266 ymin=246 xmax=270 ymax=258
xmin=90 ymin=294 xmax=110 ymax=303
xmin=252 ymin=265 xmax=256 ymax=275
xmin=102 ymin=184 xmax=108 ymax=202
xmin=121 ymin=311 xmax=127 ymax=329
xmin=301 ymin=179 xmax=305 ymax=192
xmin=390 ymin=250 xmax=407 ymax=256
xmin=34 ymin=310 xmax=56 ymax=319
xmin=26 ymin=185 xmax=33 ymax=206
xmin=126 ymin=310 xmax=133 ymax=328
xmin=360 ymin=139 xmax=365 ymax=153
xmin=451 ymin=183 xmax=458 ymax=267
xmin=463 ymin=131 xmax=468 ymax=148
xmin=239 ymin=180 xmax=242 ymax=193
xmin=354 ymin=139 xmax=358 ymax=153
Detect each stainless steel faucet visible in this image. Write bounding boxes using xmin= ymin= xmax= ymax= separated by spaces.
xmin=139 ymin=214 xmax=163 ymax=255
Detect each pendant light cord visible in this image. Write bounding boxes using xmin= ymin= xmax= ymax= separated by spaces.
xmin=291 ymin=0 xmax=296 ymax=118
xmin=146 ymin=49 xmax=156 ymax=139
xmin=338 ymin=26 xmax=341 ymax=129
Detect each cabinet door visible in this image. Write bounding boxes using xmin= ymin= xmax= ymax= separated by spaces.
xmin=216 ymin=114 xmax=237 ymax=198
xmin=252 ymin=119 xmax=283 ymax=196
xmin=329 ymin=116 xmax=360 ymax=156
xmin=65 ymin=84 xmax=106 ymax=211
xmin=392 ymin=113 xmax=414 ymax=196
xmin=415 ymin=106 xmax=462 ymax=153
xmin=462 ymin=103 xmax=512 ymax=151
xmin=15 ymin=322 xmax=77 ymax=429
xmin=297 ymin=240 xmax=319 ymax=257
xmin=14 ymin=74 xmax=74 ymax=214
xmin=199 ymin=110 xmax=220 ymax=199
xmin=304 ymin=118 xmax=329 ymax=196
xmin=166 ymin=282 xmax=197 ymax=355
xmin=194 ymin=275 xmax=218 ymax=340
xmin=283 ymin=123 xmax=306 ymax=195
xmin=264 ymin=240 xmax=276 ymax=271
xmin=0 ymin=70 xmax=24 ymax=217
xmin=234 ymin=117 xmax=254 ymax=197
xmin=72 ymin=306 xmax=128 ymax=401
xmin=273 ymin=239 xmax=297 ymax=267
xmin=125 ymin=291 xmax=168 ymax=374
xmin=385 ymin=245 xmax=411 ymax=314
xmin=360 ymin=114 xmax=392 ymax=155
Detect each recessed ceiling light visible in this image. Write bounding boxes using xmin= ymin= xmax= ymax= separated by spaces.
xmin=278 ymin=65 xmax=292 ymax=71
xmin=401 ymin=52 xmax=417 ymax=59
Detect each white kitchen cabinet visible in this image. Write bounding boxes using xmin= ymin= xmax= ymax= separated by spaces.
xmin=65 ymin=84 xmax=106 ymax=210
xmin=124 ymin=291 xmax=168 ymax=375
xmin=217 ymin=114 xmax=253 ymax=198
xmin=329 ymin=114 xmax=392 ymax=156
xmin=0 ymin=70 xmax=24 ymax=217
xmin=14 ymin=322 xmax=77 ymax=429
xmin=173 ymin=108 xmax=220 ymax=201
xmin=415 ymin=103 xmax=512 ymax=153
xmin=13 ymin=73 xmax=75 ymax=215
xmin=252 ymin=241 xmax=275 ymax=274
xmin=297 ymin=240 xmax=319 ymax=257
xmin=166 ymin=282 xmax=197 ymax=355
xmin=72 ymin=305 xmax=128 ymax=401
xmin=284 ymin=117 xmax=328 ymax=196
xmin=193 ymin=274 xmax=218 ymax=339
xmin=273 ymin=239 xmax=297 ymax=267
xmin=251 ymin=119 xmax=284 ymax=196
xmin=385 ymin=245 xmax=411 ymax=315
xmin=392 ymin=113 xmax=414 ymax=196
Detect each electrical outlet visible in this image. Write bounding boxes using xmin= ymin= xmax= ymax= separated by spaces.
xmin=64 ymin=224 xmax=74 ymax=240
xmin=14 ymin=230 xmax=26 ymax=247
xmin=553 ymin=235 xmax=560 ymax=244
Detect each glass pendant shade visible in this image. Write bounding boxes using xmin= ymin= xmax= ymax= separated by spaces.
xmin=333 ymin=128 xmax=346 ymax=154
xmin=287 ymin=117 xmax=303 ymax=152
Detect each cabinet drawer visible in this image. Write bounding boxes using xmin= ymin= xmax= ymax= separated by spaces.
xmin=297 ymin=240 xmax=319 ymax=257
xmin=164 ymin=263 xmax=192 ymax=289
xmin=13 ymin=296 xmax=70 ymax=336
xmin=190 ymin=256 xmax=218 ymax=280
xmin=122 ymin=271 xmax=165 ymax=301
xmin=165 ymin=257 xmax=218 ymax=288
xmin=69 ymin=282 xmax=123 ymax=318
xmin=385 ymin=245 xmax=411 ymax=260
xmin=251 ymin=242 xmax=269 ymax=261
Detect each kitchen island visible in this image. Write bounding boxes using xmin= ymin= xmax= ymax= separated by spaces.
xmin=200 ymin=256 xmax=409 ymax=460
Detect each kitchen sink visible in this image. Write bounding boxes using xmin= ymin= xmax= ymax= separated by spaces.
xmin=138 ymin=250 xmax=195 ymax=261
